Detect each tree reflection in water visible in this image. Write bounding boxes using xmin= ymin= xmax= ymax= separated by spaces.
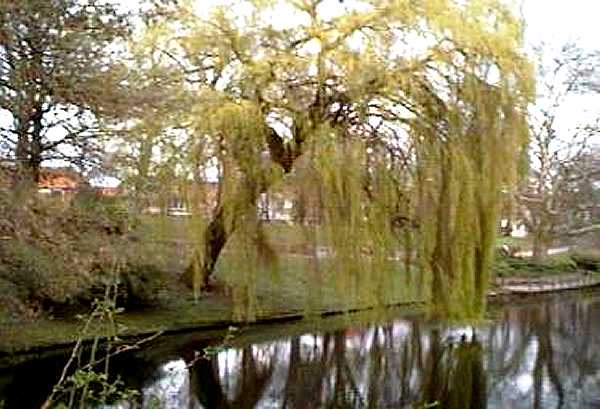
xmin=183 ymin=296 xmax=600 ymax=408
xmin=184 ymin=324 xmax=487 ymax=408
xmin=190 ymin=345 xmax=279 ymax=409
xmin=486 ymin=296 xmax=600 ymax=408
xmin=2 ymin=293 xmax=600 ymax=408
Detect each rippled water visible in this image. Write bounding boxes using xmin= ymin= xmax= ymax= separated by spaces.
xmin=2 ymin=291 xmax=600 ymax=408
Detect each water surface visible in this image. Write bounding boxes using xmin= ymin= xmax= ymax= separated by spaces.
xmin=2 ymin=291 xmax=600 ymax=408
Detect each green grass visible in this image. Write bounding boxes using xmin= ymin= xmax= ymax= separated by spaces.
xmin=0 ymin=297 xmax=226 ymax=353
xmin=492 ymin=254 xmax=573 ymax=278
xmin=4 ymin=246 xmax=599 ymax=353
xmin=571 ymin=250 xmax=600 ymax=272
xmin=0 ymin=249 xmax=421 ymax=353
xmin=3 ymin=218 xmax=598 ymax=353
xmin=492 ymin=251 xmax=600 ymax=279
xmin=0 ymin=282 xmax=419 ymax=354
xmin=496 ymin=235 xmax=529 ymax=249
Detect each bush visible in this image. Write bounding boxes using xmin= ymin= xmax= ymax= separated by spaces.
xmin=0 ymin=277 xmax=28 ymax=323
xmin=121 ymin=263 xmax=172 ymax=307
xmin=0 ymin=239 xmax=173 ymax=319
xmin=68 ymin=192 xmax=134 ymax=236
xmin=571 ymin=251 xmax=600 ymax=272
xmin=85 ymin=263 xmax=172 ymax=309
xmin=0 ymin=191 xmax=169 ymax=321
xmin=491 ymin=254 xmax=514 ymax=278
xmin=492 ymin=253 xmax=579 ymax=278
xmin=0 ymin=240 xmax=93 ymax=307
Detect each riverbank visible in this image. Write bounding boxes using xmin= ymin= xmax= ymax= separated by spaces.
xmin=2 ymin=268 xmax=599 ymax=355
xmin=4 ymin=280 xmax=600 ymax=409
xmin=493 ymin=273 xmax=600 ymax=295
xmin=2 ymin=203 xmax=598 ymax=355
xmin=0 ymin=288 xmax=422 ymax=355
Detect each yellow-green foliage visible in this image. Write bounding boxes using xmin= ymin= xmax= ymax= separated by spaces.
xmin=414 ymin=73 xmax=530 ymax=318
xmin=133 ymin=0 xmax=534 ymax=320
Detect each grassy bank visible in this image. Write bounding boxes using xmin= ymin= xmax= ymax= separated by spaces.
xmin=0 ymin=283 xmax=423 ymax=354
xmin=492 ymin=250 xmax=600 ymax=278
xmin=3 ymin=270 xmax=600 ymax=355
xmin=2 ymin=197 xmax=599 ymax=354
xmin=3 ymin=251 xmax=600 ymax=354
xmin=0 ymin=200 xmax=418 ymax=352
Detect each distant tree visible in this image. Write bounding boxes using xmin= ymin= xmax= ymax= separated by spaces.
xmin=106 ymin=19 xmax=193 ymax=214
xmin=0 ymin=0 xmax=130 ymax=184
xmin=518 ymin=43 xmax=600 ymax=258
xmin=556 ymin=147 xmax=600 ymax=236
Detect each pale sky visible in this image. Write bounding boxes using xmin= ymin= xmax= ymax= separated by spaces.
xmin=523 ymin=0 xmax=600 ymax=50
xmin=5 ymin=0 xmax=600 ymax=187
xmin=522 ymin=0 xmax=600 ymax=147
xmin=193 ymin=0 xmax=600 ymax=51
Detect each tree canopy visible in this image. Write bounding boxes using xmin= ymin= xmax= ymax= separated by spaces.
xmin=0 ymin=0 xmax=537 ymax=320
xmin=0 ymin=0 xmax=130 ymax=183
xmin=120 ymin=0 xmax=534 ymax=318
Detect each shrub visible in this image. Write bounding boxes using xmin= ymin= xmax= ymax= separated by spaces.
xmin=85 ymin=263 xmax=172 ymax=309
xmin=492 ymin=253 xmax=579 ymax=278
xmin=68 ymin=192 xmax=134 ymax=236
xmin=0 ymin=190 xmax=170 ymax=320
xmin=0 ymin=240 xmax=93 ymax=307
xmin=571 ymin=251 xmax=600 ymax=272
xmin=0 ymin=277 xmax=28 ymax=323
xmin=491 ymin=254 xmax=514 ymax=278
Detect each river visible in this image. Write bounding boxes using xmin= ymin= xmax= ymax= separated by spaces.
xmin=2 ymin=290 xmax=600 ymax=408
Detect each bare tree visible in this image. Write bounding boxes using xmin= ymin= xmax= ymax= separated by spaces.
xmin=518 ymin=43 xmax=600 ymax=257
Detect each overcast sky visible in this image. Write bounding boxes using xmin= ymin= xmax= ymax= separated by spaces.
xmin=6 ymin=0 xmax=599 ymax=186
xmin=522 ymin=0 xmax=600 ymax=144
xmin=523 ymin=0 xmax=600 ymax=50
xmin=192 ymin=0 xmax=600 ymax=50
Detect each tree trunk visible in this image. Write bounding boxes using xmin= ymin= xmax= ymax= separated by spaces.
xmin=30 ymin=104 xmax=44 ymax=183
xmin=14 ymin=114 xmax=31 ymax=187
xmin=13 ymin=103 xmax=44 ymax=186
xmin=200 ymin=206 xmax=228 ymax=289
xmin=133 ymin=134 xmax=156 ymax=213
xmin=188 ymin=124 xmax=306 ymax=290
xmin=531 ymin=228 xmax=548 ymax=260
xmin=189 ymin=80 xmax=339 ymax=290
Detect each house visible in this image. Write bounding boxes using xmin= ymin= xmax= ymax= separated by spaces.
xmin=141 ymin=181 xmax=221 ymax=217
xmin=93 ymin=186 xmax=122 ymax=197
xmin=0 ymin=162 xmax=84 ymax=199
xmin=0 ymin=161 xmax=127 ymax=202
xmin=258 ymin=190 xmax=295 ymax=222
xmin=37 ymin=167 xmax=83 ymax=199
xmin=141 ymin=180 xmax=300 ymax=221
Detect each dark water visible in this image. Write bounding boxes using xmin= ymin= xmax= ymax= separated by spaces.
xmin=2 ymin=291 xmax=600 ymax=408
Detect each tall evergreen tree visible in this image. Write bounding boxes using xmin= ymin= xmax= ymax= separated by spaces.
xmin=0 ymin=0 xmax=130 ymax=183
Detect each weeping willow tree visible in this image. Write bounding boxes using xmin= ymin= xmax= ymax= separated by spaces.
xmin=133 ymin=0 xmax=533 ymax=319
xmin=413 ymin=73 xmax=530 ymax=317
